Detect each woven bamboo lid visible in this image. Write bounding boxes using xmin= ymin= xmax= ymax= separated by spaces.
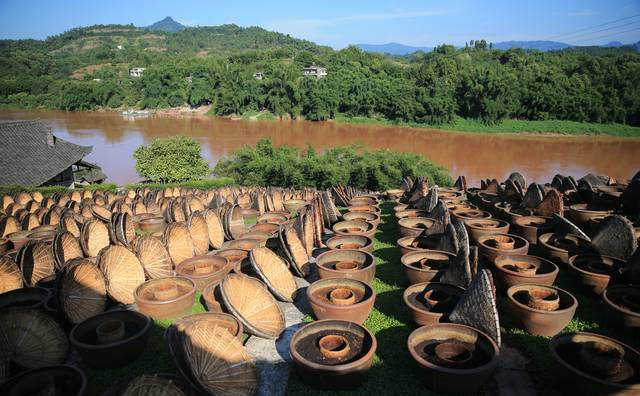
xmin=81 ymin=219 xmax=110 ymax=257
xmin=225 ymin=205 xmax=245 ymax=240
xmin=120 ymin=374 xmax=187 ymax=396
xmin=91 ymin=205 xmax=112 ymax=222
xmin=280 ymin=226 xmax=310 ymax=277
xmin=21 ymin=213 xmax=40 ymax=231
xmin=220 ymin=273 xmax=285 ymax=338
xmin=0 ymin=216 xmax=19 ymax=238
xmin=0 ymin=307 xmax=68 ymax=368
xmin=0 ymin=254 xmax=22 ymax=293
xmin=59 ymin=258 xmax=107 ymax=324
xmin=112 ymin=212 xmax=136 ymax=248
xmin=18 ymin=240 xmax=55 ymax=287
xmin=58 ymin=214 xmax=81 ymax=238
xmin=98 ymin=245 xmax=145 ymax=305
xmin=204 ymin=209 xmax=225 ymax=249
xmin=188 ymin=212 xmax=209 ymax=256
xmin=135 ymin=236 xmax=174 ymax=279
xmin=249 ymin=246 xmax=297 ymax=302
xmin=164 ymin=222 xmax=195 ymax=266
xmin=302 ymin=207 xmax=315 ymax=256
xmin=53 ymin=231 xmax=83 ymax=270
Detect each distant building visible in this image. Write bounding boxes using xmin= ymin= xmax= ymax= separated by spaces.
xmin=117 ymin=45 xmax=123 ymax=50
xmin=303 ymin=65 xmax=327 ymax=78
xmin=129 ymin=67 xmax=146 ymax=77
xmin=0 ymin=120 xmax=106 ymax=187
xmin=253 ymin=72 xmax=264 ymax=80
xmin=92 ymin=78 xmax=101 ymax=82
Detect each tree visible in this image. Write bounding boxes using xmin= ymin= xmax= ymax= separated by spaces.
xmin=134 ymin=136 xmax=210 ymax=183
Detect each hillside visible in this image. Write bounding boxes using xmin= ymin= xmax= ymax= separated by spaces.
xmin=146 ymin=16 xmax=186 ymax=32
xmin=356 ymin=42 xmax=432 ymax=55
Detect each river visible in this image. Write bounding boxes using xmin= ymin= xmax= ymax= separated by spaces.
xmin=1 ymin=109 xmax=638 ymax=187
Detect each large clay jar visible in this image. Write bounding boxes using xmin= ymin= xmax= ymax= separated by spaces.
xmin=397 ymin=235 xmax=440 ymax=256
xmin=407 ymin=323 xmax=499 ymax=395
xmin=398 ymin=217 xmax=436 ymax=238
xmin=342 ymin=211 xmax=380 ymax=227
xmin=549 ymin=332 xmax=640 ymax=396
xmin=512 ymin=216 xmax=554 ymax=245
xmin=464 ymin=218 xmax=510 ymax=245
xmin=401 ymin=250 xmax=455 ymax=285
xmin=332 ymin=220 xmax=376 ymax=239
xmin=477 ymin=234 xmax=529 ymax=265
xmin=395 ymin=209 xmax=430 ymax=221
xmin=403 ymin=282 xmax=465 ymax=326
xmin=569 ymin=204 xmax=614 ymax=229
xmin=134 ymin=276 xmax=196 ymax=320
xmin=493 ymin=254 xmax=559 ymax=290
xmin=315 ymin=249 xmax=376 ymax=284
xmin=176 ymin=255 xmax=233 ymax=291
xmin=602 ymin=285 xmax=640 ymax=328
xmin=451 ymin=209 xmax=492 ymax=222
xmin=326 ymin=235 xmax=374 ymax=254
xmin=506 ymin=284 xmax=578 ymax=336
xmin=307 ymin=278 xmax=375 ymax=324
xmin=539 ymin=233 xmax=592 ymax=264
xmin=289 ymin=319 xmax=377 ymax=390
xmin=568 ymin=254 xmax=623 ymax=295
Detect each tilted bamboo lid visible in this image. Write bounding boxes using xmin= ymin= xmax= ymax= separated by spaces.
xmin=204 ymin=209 xmax=225 ymax=249
xmin=0 ymin=254 xmax=22 ymax=293
xmin=53 ymin=231 xmax=83 ymax=270
xmin=188 ymin=212 xmax=209 ymax=256
xmin=98 ymin=245 xmax=145 ymax=305
xmin=135 ymin=236 xmax=174 ymax=279
xmin=81 ymin=219 xmax=110 ymax=257
xmin=163 ymin=222 xmax=195 ymax=266
xmin=18 ymin=240 xmax=55 ymax=286
xmin=59 ymin=258 xmax=107 ymax=324
xmin=249 ymin=246 xmax=297 ymax=302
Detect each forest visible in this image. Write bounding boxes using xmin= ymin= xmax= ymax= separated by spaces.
xmin=1 ymin=24 xmax=639 ymax=126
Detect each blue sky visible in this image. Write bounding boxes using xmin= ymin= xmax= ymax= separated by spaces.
xmin=1 ymin=0 xmax=639 ymax=48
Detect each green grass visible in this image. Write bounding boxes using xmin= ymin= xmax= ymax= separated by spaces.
xmin=334 ymin=114 xmax=640 ymax=137
xmin=0 ymin=183 xmax=117 ymax=197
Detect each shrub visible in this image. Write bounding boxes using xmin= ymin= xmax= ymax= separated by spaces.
xmin=134 ymin=136 xmax=210 ymax=183
xmin=125 ymin=177 xmax=235 ymax=190
xmin=0 ymin=183 xmax=117 ymax=197
xmin=214 ymin=138 xmax=451 ymax=190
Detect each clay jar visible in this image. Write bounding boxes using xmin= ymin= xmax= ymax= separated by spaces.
xmin=477 ymin=234 xmax=529 ymax=265
xmin=602 ymin=285 xmax=640 ymax=328
xmin=451 ymin=209 xmax=492 ymax=222
xmin=403 ymin=282 xmax=465 ymax=326
xmin=307 ymin=278 xmax=375 ymax=324
xmin=201 ymin=280 xmax=225 ymax=312
xmin=549 ymin=332 xmax=640 ymax=396
xmin=401 ymin=250 xmax=455 ymax=285
xmin=506 ymin=284 xmax=578 ymax=336
xmin=176 ymin=255 xmax=232 ymax=291
xmin=395 ymin=209 xmax=430 ymax=221
xmin=69 ymin=310 xmax=151 ymax=368
xmin=568 ymin=254 xmax=624 ymax=295
xmin=134 ymin=277 xmax=196 ymax=320
xmin=289 ymin=319 xmax=377 ymax=390
xmin=398 ymin=217 xmax=436 ymax=238
xmin=137 ymin=216 xmax=165 ymax=234
xmin=332 ymin=220 xmax=376 ymax=239
xmin=212 ymin=248 xmax=250 ymax=274
xmin=326 ymin=235 xmax=374 ymax=254
xmin=407 ymin=323 xmax=499 ymax=395
xmin=463 ymin=218 xmax=510 ymax=244
xmin=0 ymin=366 xmax=86 ymax=396
xmin=539 ymin=233 xmax=591 ymax=264
xmin=493 ymin=255 xmax=559 ymax=290
xmin=316 ymin=249 xmax=376 ymax=284
xmin=346 ymin=205 xmax=380 ymax=215
xmin=0 ymin=287 xmax=50 ymax=310
xmin=342 ymin=211 xmax=380 ymax=227
xmin=283 ymin=199 xmax=308 ymax=213
xmin=397 ymin=235 xmax=440 ymax=256
xmin=512 ymin=215 xmax=554 ymax=245
xmin=569 ymin=204 xmax=614 ymax=229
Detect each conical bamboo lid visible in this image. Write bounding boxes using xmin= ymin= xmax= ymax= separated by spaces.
xmin=0 ymin=216 xmax=19 ymax=238
xmin=121 ymin=374 xmax=187 ymax=396
xmin=226 ymin=205 xmax=245 ymax=240
xmin=178 ymin=320 xmax=257 ymax=396
xmin=220 ymin=273 xmax=285 ymax=338
xmin=164 ymin=222 xmax=195 ymax=266
xmin=249 ymin=247 xmax=297 ymax=302
xmin=19 ymin=240 xmax=55 ymax=286
xmin=59 ymin=259 xmax=107 ymax=324
xmin=0 ymin=307 xmax=68 ymax=368
xmin=91 ymin=205 xmax=112 ymax=222
xmin=302 ymin=206 xmax=315 ymax=256
xmin=53 ymin=231 xmax=83 ymax=270
xmin=0 ymin=254 xmax=22 ymax=293
xmin=135 ymin=236 xmax=173 ymax=279
xmin=282 ymin=226 xmax=310 ymax=277
xmin=312 ymin=197 xmax=324 ymax=248
xmin=98 ymin=245 xmax=145 ymax=305
xmin=21 ymin=213 xmax=40 ymax=231
xmin=204 ymin=209 xmax=225 ymax=249
xmin=188 ymin=212 xmax=209 ymax=256
xmin=114 ymin=212 xmax=136 ymax=248
xmin=58 ymin=214 xmax=81 ymax=238
xmin=81 ymin=219 xmax=110 ymax=257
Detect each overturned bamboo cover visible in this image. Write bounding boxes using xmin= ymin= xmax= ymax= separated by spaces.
xmin=58 ymin=214 xmax=81 ymax=238
xmin=91 ymin=204 xmax=112 ymax=222
xmin=164 ymin=222 xmax=195 ymax=266
xmin=19 ymin=240 xmax=56 ymax=286
xmin=281 ymin=226 xmax=310 ymax=277
xmin=0 ymin=307 xmax=68 ymax=368
xmin=135 ymin=236 xmax=174 ymax=279
xmin=59 ymin=258 xmax=107 ymax=324
xmin=111 ymin=212 xmax=136 ymax=248
xmin=225 ymin=205 xmax=245 ymax=240
xmin=188 ymin=212 xmax=210 ymax=256
xmin=98 ymin=245 xmax=145 ymax=305
xmin=220 ymin=273 xmax=285 ymax=339
xmin=81 ymin=219 xmax=110 ymax=257
xmin=53 ymin=231 xmax=83 ymax=269
xmin=204 ymin=209 xmax=225 ymax=249
xmin=0 ymin=215 xmax=20 ymax=238
xmin=249 ymin=246 xmax=297 ymax=302
xmin=121 ymin=374 xmax=187 ymax=396
xmin=0 ymin=254 xmax=22 ymax=293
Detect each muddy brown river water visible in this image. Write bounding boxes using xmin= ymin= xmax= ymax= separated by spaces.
xmin=1 ymin=109 xmax=638 ymax=186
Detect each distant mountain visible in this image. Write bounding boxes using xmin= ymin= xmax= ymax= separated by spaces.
xmin=603 ymin=41 xmax=624 ymax=47
xmin=491 ymin=40 xmax=571 ymax=51
xmin=145 ymin=17 xmax=186 ymax=32
xmin=356 ymin=42 xmax=432 ymax=55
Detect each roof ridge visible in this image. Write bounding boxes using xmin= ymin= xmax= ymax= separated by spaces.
xmin=0 ymin=118 xmax=42 ymax=125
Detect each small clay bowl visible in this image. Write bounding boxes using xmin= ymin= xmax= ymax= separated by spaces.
xmin=568 ymin=254 xmax=623 ymax=295
xmin=407 ymin=323 xmax=499 ymax=395
xmin=403 ymin=282 xmax=465 ymax=326
xmin=506 ymin=284 xmax=578 ymax=336
xmin=228 ymin=238 xmax=265 ymax=250
xmin=332 ymin=220 xmax=376 ymax=239
xmin=0 ymin=287 xmax=50 ymax=310
xmin=602 ymin=285 xmax=640 ymax=328
xmin=346 ymin=205 xmax=380 ymax=214
xmin=549 ymin=332 xmax=640 ymax=396
xmin=349 ymin=197 xmax=378 ymax=207
xmin=493 ymin=255 xmax=559 ymax=290
xmin=397 ymin=235 xmax=440 ymax=256
xmin=257 ymin=213 xmax=288 ymax=224
xmin=249 ymin=222 xmax=280 ymax=235
xmin=307 ymin=278 xmax=376 ymax=324
xmin=539 ymin=233 xmax=592 ymax=264
xmin=439 ymin=191 xmax=465 ymax=203
xmin=342 ymin=211 xmax=380 ymax=226
xmin=289 ymin=319 xmax=377 ymax=390
xmin=394 ymin=203 xmax=410 ymax=213
xmin=137 ymin=216 xmax=165 ymax=234
xmin=316 ymin=249 xmax=376 ymax=284
xmin=477 ymin=234 xmax=529 ymax=265
xmin=0 ymin=365 xmax=86 ymax=396
xmin=512 ymin=215 xmax=554 ymax=245
xmin=451 ymin=209 xmax=492 ymax=222
xmin=283 ymin=199 xmax=308 ymax=213
xmin=176 ymin=255 xmax=233 ymax=291
xmin=69 ymin=310 xmax=151 ymax=368
xmin=395 ymin=209 xmax=430 ymax=220
xmin=398 ymin=217 xmax=436 ymax=238
xmin=401 ymin=250 xmax=455 ymax=285
xmin=326 ymin=235 xmax=374 ymax=254
xmin=134 ymin=276 xmax=196 ymax=320
xmin=212 ymin=248 xmax=250 ymax=273
xmin=464 ymin=218 xmax=510 ymax=244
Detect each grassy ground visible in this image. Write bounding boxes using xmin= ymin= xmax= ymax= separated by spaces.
xmin=85 ymin=201 xmax=639 ymax=395
xmin=0 ymin=183 xmax=118 ymax=197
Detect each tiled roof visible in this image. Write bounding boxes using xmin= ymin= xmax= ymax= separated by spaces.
xmin=0 ymin=119 xmax=93 ymax=186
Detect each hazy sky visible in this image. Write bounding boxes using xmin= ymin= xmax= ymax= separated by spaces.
xmin=1 ymin=0 xmax=639 ymax=48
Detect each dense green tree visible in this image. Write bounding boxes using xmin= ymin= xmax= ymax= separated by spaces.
xmin=134 ymin=136 xmax=210 ymax=183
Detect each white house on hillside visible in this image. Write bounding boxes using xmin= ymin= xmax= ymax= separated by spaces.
xmin=303 ymin=65 xmax=327 ymax=78
xmin=129 ymin=67 xmax=146 ymax=77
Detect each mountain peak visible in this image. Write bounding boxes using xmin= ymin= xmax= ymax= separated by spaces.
xmin=146 ymin=16 xmax=186 ymax=32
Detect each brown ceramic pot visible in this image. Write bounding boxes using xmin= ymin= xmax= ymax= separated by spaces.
xmin=307 ymin=278 xmax=375 ymax=324
xmin=538 ymin=233 xmax=592 ymax=264
xmin=316 ymin=249 xmax=376 ymax=284
xmin=212 ymin=248 xmax=250 ymax=273
xmin=134 ymin=277 xmax=196 ymax=320
xmin=477 ymin=234 xmax=529 ymax=265
xmin=451 ymin=209 xmax=492 ymax=222
xmin=506 ymin=284 xmax=578 ymax=336
xmin=397 ymin=235 xmax=440 ymax=256
xmin=326 ymin=235 xmax=374 ymax=254
xmin=283 ymin=199 xmax=308 ymax=213
xmin=332 ymin=220 xmax=376 ymax=239
xmin=228 ymin=238 xmax=265 ymax=250
xmin=512 ymin=216 xmax=555 ymax=245
xmin=493 ymin=254 xmax=559 ymax=290
xmin=439 ymin=191 xmax=465 ymax=203
xmin=0 ymin=287 xmax=49 ymax=310
xmin=464 ymin=218 xmax=510 ymax=244
xmin=0 ymin=365 xmax=86 ymax=396
xmin=401 ymin=250 xmax=455 ymax=285
xmin=176 ymin=255 xmax=233 ymax=291
xmin=346 ymin=205 xmax=380 ymax=214
xmin=568 ymin=254 xmax=623 ymax=295
xmin=342 ymin=211 xmax=380 ymax=226
xmin=395 ymin=209 xmax=430 ymax=220
xmin=407 ymin=323 xmax=499 ymax=395
xmin=602 ymin=285 xmax=640 ymax=328
xmin=403 ymin=282 xmax=465 ymax=326
xmin=398 ymin=217 xmax=436 ymax=238
xmin=138 ymin=216 xmax=165 ymax=234
xmin=569 ymin=204 xmax=614 ymax=229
